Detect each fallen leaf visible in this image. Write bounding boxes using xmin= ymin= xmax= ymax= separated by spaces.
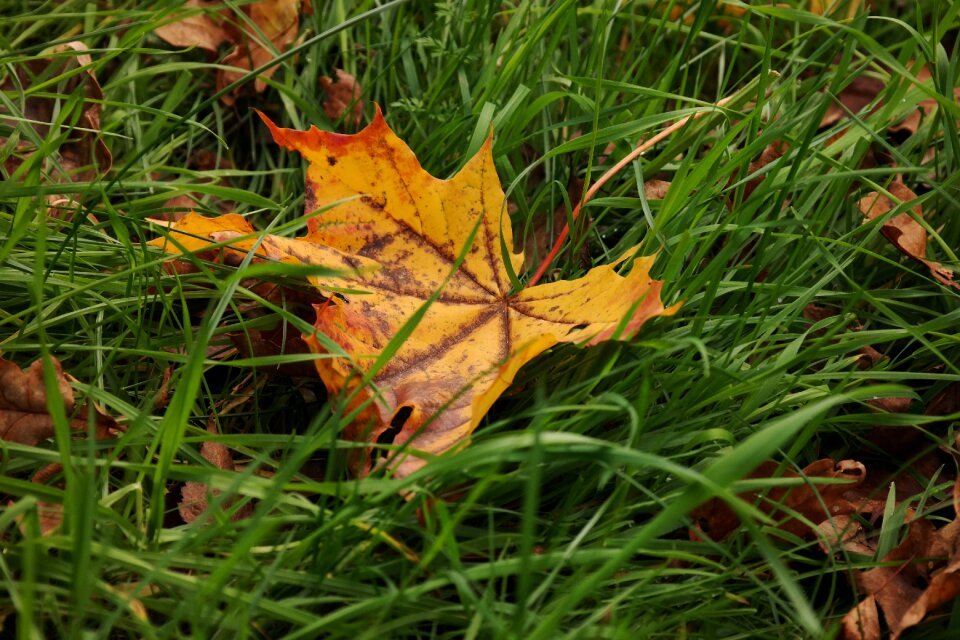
xmin=858 ymin=181 xmax=959 ymax=290
xmin=320 ymin=69 xmax=364 ymax=128
xmin=803 ymin=304 xmax=887 ymax=369
xmin=817 ymin=515 xmax=876 ymax=558
xmin=690 ymin=458 xmax=867 ymax=541
xmin=155 ymin=0 xmax=300 ymax=105
xmin=842 ymin=596 xmax=881 ymax=640
xmin=846 ymin=516 xmax=956 ymax=638
xmin=1 ymin=356 xmax=117 ymax=445
xmin=820 ymin=61 xmax=960 ymax=135
xmin=153 ymin=109 xmax=679 ymax=478
xmin=154 ymin=0 xmax=233 ymax=52
xmin=889 ymin=66 xmax=960 ymax=135
xmin=179 ymin=382 xmax=257 ymax=524
xmin=0 ymin=42 xmax=111 ymax=214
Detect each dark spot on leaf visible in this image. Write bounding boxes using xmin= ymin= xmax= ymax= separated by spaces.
xmin=326 ymin=155 xmax=337 ymax=166
xmin=362 ymin=194 xmax=387 ymax=210
xmin=359 ymin=233 xmax=393 ymax=257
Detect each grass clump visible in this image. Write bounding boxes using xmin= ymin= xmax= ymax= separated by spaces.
xmin=1 ymin=1 xmax=959 ymax=638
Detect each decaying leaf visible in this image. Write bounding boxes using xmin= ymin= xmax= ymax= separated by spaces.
xmin=0 ymin=42 xmax=111 ymax=214
xmin=2 ymin=356 xmax=120 ymax=537
xmin=1 ymin=355 xmax=117 ymax=445
xmin=320 ymin=69 xmax=364 ymax=128
xmin=691 ymin=458 xmax=867 ymax=540
xmin=821 ymin=62 xmax=960 ymax=135
xmin=843 ymin=509 xmax=960 ymax=639
xmin=153 ymin=109 xmax=679 ymax=478
xmin=155 ymin=0 xmax=300 ymax=105
xmin=179 ymin=382 xmax=257 ymax=524
xmin=154 ymin=0 xmax=232 ymax=52
xmin=802 ymin=304 xmax=886 ymax=369
xmin=858 ymin=181 xmax=959 ymax=290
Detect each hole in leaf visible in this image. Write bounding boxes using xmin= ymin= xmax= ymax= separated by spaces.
xmin=377 ymin=405 xmax=413 ymax=448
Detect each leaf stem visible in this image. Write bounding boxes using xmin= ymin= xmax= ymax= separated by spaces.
xmin=525 ymin=92 xmax=743 ymax=288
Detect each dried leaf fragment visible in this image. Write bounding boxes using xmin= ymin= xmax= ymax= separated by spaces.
xmin=691 ymin=458 xmax=867 ymax=540
xmin=320 ymin=69 xmax=364 ymax=128
xmin=858 ymin=181 xmax=958 ymax=290
xmin=154 ymin=109 xmax=680 ymax=478
xmin=154 ymin=0 xmax=232 ymax=52
xmin=0 ymin=356 xmax=116 ymax=445
xmin=0 ymin=42 xmax=112 ymax=213
xmin=155 ymin=0 xmax=301 ymax=105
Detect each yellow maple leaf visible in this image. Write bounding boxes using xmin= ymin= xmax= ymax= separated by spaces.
xmin=152 ymin=109 xmax=679 ymax=478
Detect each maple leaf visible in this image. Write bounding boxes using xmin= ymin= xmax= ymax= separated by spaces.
xmin=152 ymin=109 xmax=679 ymax=478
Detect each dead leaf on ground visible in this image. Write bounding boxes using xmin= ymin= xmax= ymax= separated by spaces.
xmin=858 ymin=181 xmax=959 ymax=290
xmin=2 ymin=356 xmax=120 ymax=536
xmin=178 ymin=380 xmax=257 ymax=524
xmin=0 ymin=42 xmax=111 ymax=216
xmin=320 ymin=69 xmax=364 ymax=128
xmin=691 ymin=458 xmax=867 ymax=541
xmin=821 ymin=62 xmax=960 ymax=136
xmin=1 ymin=355 xmax=117 ymax=445
xmin=155 ymin=0 xmax=301 ymax=105
xmin=152 ymin=108 xmax=680 ymax=479
xmin=843 ymin=501 xmax=960 ymax=639
xmin=803 ymin=304 xmax=887 ymax=369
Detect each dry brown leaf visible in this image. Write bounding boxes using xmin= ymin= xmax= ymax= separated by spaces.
xmin=320 ymin=69 xmax=364 ymax=128
xmin=821 ymin=61 xmax=960 ymax=135
xmin=858 ymin=181 xmax=959 ymax=290
xmin=817 ymin=515 xmax=876 ymax=558
xmin=156 ymin=0 xmax=300 ymax=105
xmin=178 ymin=383 xmax=257 ymax=524
xmin=0 ymin=356 xmax=117 ymax=445
xmin=803 ymin=304 xmax=888 ymax=369
xmin=0 ymin=42 xmax=111 ymax=214
xmin=691 ymin=458 xmax=867 ymax=541
xmin=154 ymin=0 xmax=232 ymax=52
xmin=842 ymin=595 xmax=881 ymax=640
xmin=848 ymin=517 xmax=958 ymax=638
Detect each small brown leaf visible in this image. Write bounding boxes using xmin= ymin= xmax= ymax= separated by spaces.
xmin=217 ymin=0 xmax=300 ymax=105
xmin=319 ymin=69 xmax=364 ymax=128
xmin=0 ymin=356 xmax=116 ymax=445
xmin=156 ymin=0 xmax=301 ymax=105
xmin=0 ymin=42 xmax=111 ymax=214
xmin=643 ymin=179 xmax=672 ymax=201
xmin=858 ymin=181 xmax=959 ymax=290
xmin=842 ymin=595 xmax=881 ymax=640
xmin=691 ymin=458 xmax=867 ymax=541
xmin=154 ymin=0 xmax=233 ymax=52
xmin=178 ymin=384 xmax=257 ymax=524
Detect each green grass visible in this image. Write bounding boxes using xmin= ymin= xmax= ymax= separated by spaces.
xmin=2 ymin=0 xmax=959 ymax=637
